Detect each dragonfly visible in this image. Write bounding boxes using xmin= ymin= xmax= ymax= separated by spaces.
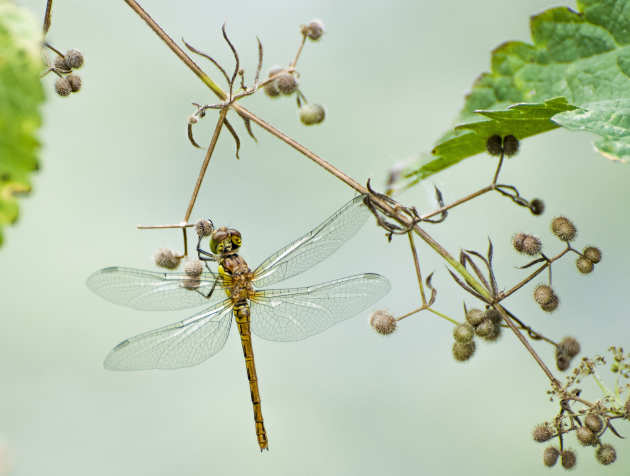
xmin=87 ymin=195 xmax=390 ymax=451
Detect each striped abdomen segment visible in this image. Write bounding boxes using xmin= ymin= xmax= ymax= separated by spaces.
xmin=234 ymin=302 xmax=268 ymax=451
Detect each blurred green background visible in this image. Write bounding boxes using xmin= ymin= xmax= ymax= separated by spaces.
xmin=2 ymin=0 xmax=629 ymax=474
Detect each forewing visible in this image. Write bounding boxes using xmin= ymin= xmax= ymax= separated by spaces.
xmin=253 ymin=196 xmax=370 ymax=288
xmin=87 ymin=267 xmax=226 ymax=311
xmin=250 ymin=273 xmax=390 ymax=342
xmin=104 ymin=300 xmax=233 ymax=370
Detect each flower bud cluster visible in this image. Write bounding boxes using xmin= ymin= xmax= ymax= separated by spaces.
xmin=53 ymin=49 xmax=84 ymax=97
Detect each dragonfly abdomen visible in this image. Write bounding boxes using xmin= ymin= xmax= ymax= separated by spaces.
xmin=234 ymin=301 xmax=268 ymax=451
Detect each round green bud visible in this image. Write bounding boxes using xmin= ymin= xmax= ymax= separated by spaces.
xmin=556 ymin=350 xmax=570 ymax=371
xmin=452 ymin=340 xmax=475 ymax=361
xmin=585 ymin=414 xmax=603 ymax=434
xmin=576 ymin=256 xmax=594 ymax=274
xmin=465 ymin=308 xmax=484 ymax=327
xmin=543 ymin=446 xmax=559 ymax=467
xmin=534 ymin=284 xmax=554 ymax=306
xmin=576 ymin=426 xmax=596 ymax=446
xmin=596 ymin=444 xmax=616 ymax=465
xmin=453 ymin=323 xmax=474 ymax=343
xmin=54 ymin=77 xmax=72 ymax=97
xmin=583 ymin=246 xmax=602 ymax=264
xmin=561 ymin=450 xmax=576 ymax=469
xmin=551 ymin=216 xmax=577 ymax=242
xmin=299 ymin=103 xmax=325 ymax=126
xmin=502 ymin=134 xmax=519 ymax=156
xmin=532 ymin=423 xmax=553 ymax=442
xmin=530 ymin=198 xmax=545 ymax=216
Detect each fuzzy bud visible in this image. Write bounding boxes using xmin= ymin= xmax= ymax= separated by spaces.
xmin=264 ymin=81 xmax=280 ymax=98
xmin=576 ymin=256 xmax=594 ymax=274
xmin=561 ymin=450 xmax=576 ymax=469
xmin=184 ymin=259 xmax=203 ymax=277
xmin=551 ymin=216 xmax=577 ymax=242
xmin=452 ymin=340 xmax=475 ymax=361
xmin=154 ymin=248 xmax=180 ymax=269
xmin=475 ymin=318 xmax=494 ymax=338
xmin=576 ymin=426 xmax=596 ymax=446
xmin=453 ymin=323 xmax=474 ymax=343
xmin=54 ymin=55 xmax=70 ymax=71
xmin=67 ymin=73 xmax=82 ymax=92
xmin=195 ymin=218 xmax=214 ymax=238
xmin=465 ymin=308 xmax=485 ymax=327
xmin=299 ymin=103 xmax=326 ymax=125
xmin=585 ymin=414 xmax=603 ymax=434
xmin=543 ymin=446 xmax=559 ymax=467
xmin=486 ymin=135 xmax=502 ymax=156
xmin=370 ymin=310 xmax=396 ymax=335
xmin=541 ymin=294 xmax=559 ymax=313
xmin=534 ymin=284 xmax=554 ymax=306
xmin=54 ymin=77 xmax=72 ymax=97
xmin=529 ymin=198 xmax=545 ymax=216
xmin=275 ymin=73 xmax=298 ymax=95
xmin=583 ymin=246 xmax=602 ymax=264
xmin=303 ymin=19 xmax=325 ymax=40
xmin=502 ymin=134 xmax=519 ymax=156
xmin=484 ymin=307 xmax=501 ymax=324
xmin=522 ymin=235 xmax=542 ymax=255
xmin=596 ymin=444 xmax=616 ymax=465
xmin=65 ymin=49 xmax=84 ymax=69
xmin=559 ymin=337 xmax=580 ymax=358
xmin=556 ymin=349 xmax=571 ymax=371
xmin=532 ymin=423 xmax=553 ymax=442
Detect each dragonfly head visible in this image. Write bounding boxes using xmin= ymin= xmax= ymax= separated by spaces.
xmin=210 ymin=227 xmax=242 ymax=254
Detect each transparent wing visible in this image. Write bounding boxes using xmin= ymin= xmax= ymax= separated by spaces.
xmin=87 ymin=266 xmax=226 ymax=311
xmin=250 ymin=273 xmax=390 ymax=342
xmin=252 ymin=195 xmax=370 ymax=288
xmin=104 ymin=300 xmax=233 ymax=370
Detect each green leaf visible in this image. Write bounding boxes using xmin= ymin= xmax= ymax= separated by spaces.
xmin=0 ymin=0 xmax=45 ymax=247
xmin=401 ymin=0 xmax=630 ymax=187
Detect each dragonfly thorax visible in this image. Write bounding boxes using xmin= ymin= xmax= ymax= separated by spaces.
xmin=219 ymin=254 xmax=256 ymax=302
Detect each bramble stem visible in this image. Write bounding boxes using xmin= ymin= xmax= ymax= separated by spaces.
xmin=137 ymin=222 xmax=193 ymax=229
xmin=427 ymin=308 xmax=459 ymax=325
xmin=407 ymin=232 xmax=426 ymax=305
xmin=421 ymin=185 xmax=494 ymax=220
xmin=491 ymin=150 xmax=504 ymax=185
xmin=43 ymin=0 xmax=53 ymax=34
xmin=290 ymin=33 xmax=307 ymax=68
xmin=183 ymin=108 xmax=228 ymax=222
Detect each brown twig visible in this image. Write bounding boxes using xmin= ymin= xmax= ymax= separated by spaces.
xmin=43 ymin=0 xmax=53 ymax=34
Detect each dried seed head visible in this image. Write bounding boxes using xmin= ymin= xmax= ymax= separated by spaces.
xmin=264 ymin=81 xmax=280 ymax=98
xmin=370 ymin=310 xmax=397 ymax=335
xmin=268 ymin=65 xmax=283 ymax=78
xmin=512 ymin=232 xmax=527 ymax=252
xmin=534 ymin=284 xmax=554 ymax=305
xmin=67 ymin=73 xmax=82 ymax=92
xmin=551 ymin=216 xmax=577 ymax=242
xmin=486 ymin=135 xmax=502 ymax=156
xmin=65 ymin=49 xmax=84 ymax=69
xmin=182 ymin=277 xmax=201 ymax=290
xmin=484 ymin=307 xmax=501 ymax=324
xmin=530 ymin=198 xmax=545 ymax=216
xmin=561 ymin=450 xmax=576 ymax=469
xmin=596 ymin=444 xmax=616 ymax=465
xmin=452 ymin=340 xmax=475 ymax=361
xmin=54 ymin=55 xmax=70 ymax=71
xmin=522 ymin=235 xmax=542 ymax=256
xmin=533 ymin=423 xmax=553 ymax=442
xmin=154 ymin=248 xmax=180 ymax=269
xmin=583 ymin=246 xmax=602 ymax=264
xmin=465 ymin=308 xmax=485 ymax=327
xmin=559 ymin=336 xmax=580 ymax=358
xmin=475 ymin=318 xmax=494 ymax=338
xmin=54 ymin=77 xmax=72 ymax=97
xmin=543 ymin=446 xmax=560 ymax=467
xmin=299 ymin=103 xmax=326 ymax=125
xmin=453 ymin=323 xmax=474 ymax=343
xmin=556 ymin=349 xmax=571 ymax=371
xmin=502 ymin=134 xmax=519 ymax=156
xmin=195 ymin=218 xmax=214 ymax=237
xmin=576 ymin=426 xmax=596 ymax=446
xmin=541 ymin=293 xmax=559 ymax=313
xmin=576 ymin=256 xmax=594 ymax=274
xmin=184 ymin=259 xmax=203 ymax=277
xmin=585 ymin=414 xmax=603 ymax=434
xmin=303 ymin=19 xmax=325 ymax=40
xmin=275 ymin=73 xmax=298 ymax=95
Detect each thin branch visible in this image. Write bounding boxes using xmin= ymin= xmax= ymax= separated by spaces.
xmin=183 ymin=39 xmax=230 ymax=86
xmin=137 ymin=222 xmax=194 ymax=230
xmin=421 ymin=185 xmax=494 ymax=220
xmin=290 ymin=32 xmax=307 ymax=68
xmin=223 ymin=118 xmax=241 ymax=159
xmin=43 ymin=0 xmax=53 ymax=34
xmin=407 ymin=232 xmax=426 ymax=305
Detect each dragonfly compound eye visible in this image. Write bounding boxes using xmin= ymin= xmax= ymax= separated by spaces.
xmin=210 ymin=228 xmax=229 ymax=254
